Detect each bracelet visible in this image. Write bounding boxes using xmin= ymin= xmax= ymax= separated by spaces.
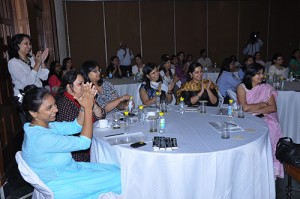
xmin=80 ymin=107 xmax=84 ymax=112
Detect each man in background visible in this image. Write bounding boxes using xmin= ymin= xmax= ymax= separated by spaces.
xmin=117 ymin=41 xmax=134 ymax=77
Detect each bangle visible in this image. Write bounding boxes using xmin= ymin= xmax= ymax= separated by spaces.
xmin=80 ymin=107 xmax=84 ymax=112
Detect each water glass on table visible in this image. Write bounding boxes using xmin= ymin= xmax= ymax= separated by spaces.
xmin=221 ymin=122 xmax=230 ymax=139
xmin=149 ymin=117 xmax=158 ymax=133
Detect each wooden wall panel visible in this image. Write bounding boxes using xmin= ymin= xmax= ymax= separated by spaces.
xmin=268 ymin=0 xmax=299 ymax=65
xmin=105 ymin=1 xmax=140 ymax=68
xmin=208 ymin=1 xmax=239 ymax=66
xmin=66 ymin=2 xmax=105 ymax=69
xmin=175 ymin=1 xmax=207 ymax=61
xmin=141 ymin=1 xmax=174 ymax=64
xmin=239 ymin=0 xmax=269 ymax=61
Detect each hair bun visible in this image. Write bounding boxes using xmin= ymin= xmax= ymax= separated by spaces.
xmin=23 ymin=85 xmax=38 ymax=95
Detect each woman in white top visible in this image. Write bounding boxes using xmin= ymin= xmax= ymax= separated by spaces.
xmin=268 ymin=53 xmax=287 ymax=81
xmin=254 ymin=51 xmax=265 ymax=67
xmin=131 ymin=54 xmax=144 ymax=76
xmin=8 ymin=34 xmax=49 ymax=97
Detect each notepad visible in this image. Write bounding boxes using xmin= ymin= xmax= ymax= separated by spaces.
xmin=104 ymin=132 xmax=149 ymax=146
xmin=208 ymin=121 xmax=245 ymax=133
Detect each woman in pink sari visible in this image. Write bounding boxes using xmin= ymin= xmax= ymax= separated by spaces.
xmin=237 ymin=63 xmax=284 ymax=178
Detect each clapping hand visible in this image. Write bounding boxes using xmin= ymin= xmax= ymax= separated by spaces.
xmin=206 ymin=80 xmax=212 ymax=90
xmin=41 ymin=48 xmax=49 ymax=63
xmin=75 ymin=82 xmax=96 ymax=110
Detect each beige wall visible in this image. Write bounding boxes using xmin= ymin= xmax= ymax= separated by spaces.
xmin=62 ymin=0 xmax=300 ymax=72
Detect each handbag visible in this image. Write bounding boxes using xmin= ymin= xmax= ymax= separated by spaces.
xmin=276 ymin=137 xmax=300 ymax=167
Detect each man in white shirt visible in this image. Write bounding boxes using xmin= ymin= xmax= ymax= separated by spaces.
xmin=117 ymin=41 xmax=134 ymax=77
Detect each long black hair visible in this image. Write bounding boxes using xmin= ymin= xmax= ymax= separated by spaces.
xmin=216 ymin=57 xmax=234 ymax=83
xmin=8 ymin=34 xmax=31 ymax=60
xmin=187 ymin=62 xmax=203 ymax=81
xmin=80 ymin=60 xmax=103 ymax=86
xmin=49 ymin=61 xmax=62 ymax=80
xmin=21 ymin=85 xmax=50 ymax=121
xmin=242 ymin=63 xmax=265 ymax=90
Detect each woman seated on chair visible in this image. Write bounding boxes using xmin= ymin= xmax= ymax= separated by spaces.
xmin=237 ymin=62 xmax=284 ymax=178
xmin=176 ymin=62 xmax=218 ymax=106
xmin=80 ymin=60 xmax=131 ymax=115
xmin=21 ymin=84 xmax=121 ymax=198
xmin=139 ymin=62 xmax=175 ymax=106
xmin=55 ymin=70 xmax=105 ymax=162
xmin=216 ymin=57 xmax=241 ymax=104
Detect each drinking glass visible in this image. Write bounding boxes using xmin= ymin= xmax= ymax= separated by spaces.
xmin=149 ymin=117 xmax=158 ymax=133
xmin=221 ymin=122 xmax=230 ymax=139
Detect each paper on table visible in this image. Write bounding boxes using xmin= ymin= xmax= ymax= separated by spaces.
xmin=208 ymin=121 xmax=245 ymax=133
xmin=104 ymin=132 xmax=150 ymax=146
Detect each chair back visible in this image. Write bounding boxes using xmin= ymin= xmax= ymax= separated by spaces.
xmin=226 ymin=90 xmax=237 ymax=102
xmin=217 ymin=91 xmax=224 ymax=107
xmin=15 ymin=151 xmax=54 ymax=199
xmin=135 ymin=83 xmax=143 ymax=106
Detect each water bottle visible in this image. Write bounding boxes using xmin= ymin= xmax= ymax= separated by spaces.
xmin=289 ymin=72 xmax=294 ymax=81
xmin=179 ymin=97 xmax=185 ymax=115
xmin=127 ymin=71 xmax=130 ymax=78
xmin=108 ymin=71 xmax=113 ymax=79
xmin=123 ymin=111 xmax=130 ymax=132
xmin=128 ymin=96 xmax=133 ymax=112
xmin=228 ymin=99 xmax=234 ymax=118
xmin=138 ymin=105 xmax=145 ymax=125
xmin=155 ymin=92 xmax=161 ymax=112
xmin=158 ymin=112 xmax=165 ymax=134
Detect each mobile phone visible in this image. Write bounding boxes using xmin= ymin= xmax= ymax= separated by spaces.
xmin=130 ymin=142 xmax=146 ymax=148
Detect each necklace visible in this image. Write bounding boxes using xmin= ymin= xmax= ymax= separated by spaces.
xmin=19 ymin=57 xmax=32 ymax=69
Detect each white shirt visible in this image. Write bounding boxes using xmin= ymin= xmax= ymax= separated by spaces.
xmin=132 ymin=64 xmax=144 ymax=75
xmin=8 ymin=57 xmax=49 ymax=96
xmin=197 ymin=57 xmax=212 ymax=68
xmin=117 ymin=48 xmax=134 ymax=66
xmin=268 ymin=65 xmax=287 ymax=80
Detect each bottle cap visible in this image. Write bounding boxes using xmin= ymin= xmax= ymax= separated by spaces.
xmin=180 ymin=97 xmax=184 ymax=101
xmin=229 ymin=99 xmax=233 ymax=103
xmin=130 ymin=96 xmax=133 ymax=100
xmin=156 ymin=91 xmax=161 ymax=96
xmin=138 ymin=105 xmax=144 ymax=109
xmin=159 ymin=112 xmax=164 ymax=116
xmin=124 ymin=111 xmax=129 ymax=116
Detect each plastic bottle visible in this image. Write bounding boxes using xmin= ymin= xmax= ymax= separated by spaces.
xmin=123 ymin=111 xmax=130 ymax=132
xmin=158 ymin=112 xmax=165 ymax=134
xmin=108 ymin=71 xmax=113 ymax=79
xmin=179 ymin=97 xmax=185 ymax=115
xmin=289 ymin=72 xmax=294 ymax=81
xmin=127 ymin=71 xmax=130 ymax=78
xmin=138 ymin=105 xmax=145 ymax=125
xmin=128 ymin=96 xmax=133 ymax=112
xmin=228 ymin=99 xmax=234 ymax=118
xmin=155 ymin=92 xmax=161 ymax=112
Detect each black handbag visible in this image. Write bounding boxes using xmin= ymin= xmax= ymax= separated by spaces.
xmin=276 ymin=137 xmax=300 ymax=167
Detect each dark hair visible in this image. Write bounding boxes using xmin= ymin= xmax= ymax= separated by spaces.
xmin=200 ymin=49 xmax=207 ymax=56
xmin=160 ymin=56 xmax=172 ymax=76
xmin=242 ymin=63 xmax=265 ymax=90
xmin=135 ymin=54 xmax=142 ymax=60
xmin=271 ymin=53 xmax=283 ymax=65
xmin=80 ymin=60 xmax=103 ymax=86
xmin=49 ymin=61 xmax=62 ymax=80
xmin=8 ymin=34 xmax=31 ymax=60
xmin=21 ymin=85 xmax=50 ymax=121
xmin=62 ymin=57 xmax=72 ymax=71
xmin=241 ymin=55 xmax=253 ymax=72
xmin=216 ymin=57 xmax=234 ymax=83
xmin=56 ymin=70 xmax=82 ymax=99
xmin=161 ymin=54 xmax=170 ymax=62
xmin=142 ymin=62 xmax=162 ymax=89
xmin=291 ymin=49 xmax=300 ymax=59
xmin=187 ymin=62 xmax=203 ymax=81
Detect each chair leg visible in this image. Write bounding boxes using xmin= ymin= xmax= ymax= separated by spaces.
xmin=287 ymin=174 xmax=292 ymax=199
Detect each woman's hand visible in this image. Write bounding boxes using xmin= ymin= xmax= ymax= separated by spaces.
xmin=119 ymin=94 xmax=131 ymax=102
xmin=75 ymin=82 xmax=95 ymax=110
xmin=205 ymin=80 xmax=212 ymax=90
xmin=41 ymin=48 xmax=49 ymax=63
xmin=34 ymin=51 xmax=43 ymax=66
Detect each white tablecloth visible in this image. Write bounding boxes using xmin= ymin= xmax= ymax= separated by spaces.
xmin=91 ymin=107 xmax=275 ymax=199
xmin=277 ymin=90 xmax=300 ymax=142
xmin=105 ymin=78 xmax=141 ymax=105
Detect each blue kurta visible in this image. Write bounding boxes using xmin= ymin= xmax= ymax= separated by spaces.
xmin=22 ymin=119 xmax=121 ymax=199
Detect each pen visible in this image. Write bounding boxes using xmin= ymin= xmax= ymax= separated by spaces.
xmin=105 ymin=133 xmax=125 ymax=137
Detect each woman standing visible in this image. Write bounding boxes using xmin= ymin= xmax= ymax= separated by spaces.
xmin=176 ymin=62 xmax=218 ymax=106
xmin=8 ymin=34 xmax=49 ymax=123
xmin=21 ymin=84 xmax=121 ymax=198
xmin=237 ymin=63 xmax=284 ymax=178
